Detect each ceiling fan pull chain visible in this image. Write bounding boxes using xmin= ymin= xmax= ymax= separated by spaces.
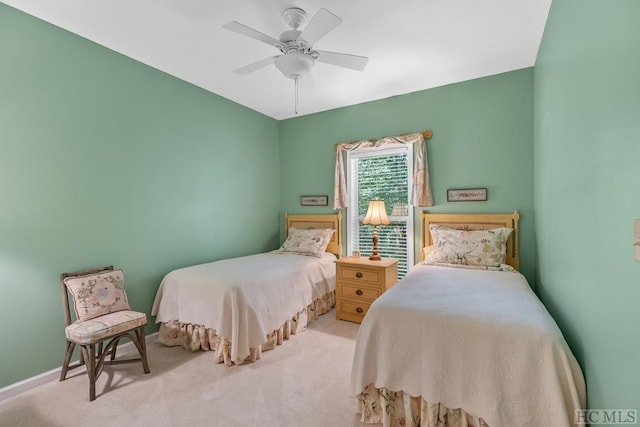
xmin=294 ymin=75 xmax=299 ymax=115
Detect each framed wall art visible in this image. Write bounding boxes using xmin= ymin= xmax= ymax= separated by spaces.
xmin=447 ymin=188 xmax=488 ymax=202
xmin=300 ymin=195 xmax=329 ymax=206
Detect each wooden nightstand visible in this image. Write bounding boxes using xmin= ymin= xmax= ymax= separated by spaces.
xmin=335 ymin=257 xmax=398 ymax=324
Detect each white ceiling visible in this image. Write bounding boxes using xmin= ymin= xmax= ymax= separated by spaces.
xmin=3 ymin=0 xmax=551 ymax=120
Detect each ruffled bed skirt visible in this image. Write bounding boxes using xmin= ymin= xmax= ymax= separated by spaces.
xmin=356 ymin=384 xmax=489 ymax=427
xmin=157 ymin=291 xmax=335 ymax=366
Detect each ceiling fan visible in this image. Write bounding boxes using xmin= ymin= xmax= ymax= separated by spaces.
xmin=223 ymin=7 xmax=369 ymax=114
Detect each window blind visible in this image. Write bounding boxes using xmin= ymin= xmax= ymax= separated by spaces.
xmin=347 ymin=147 xmax=413 ymax=278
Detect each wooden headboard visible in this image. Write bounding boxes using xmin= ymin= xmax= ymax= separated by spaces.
xmin=420 ymin=211 xmax=520 ymax=271
xmin=284 ymin=212 xmax=343 ymax=257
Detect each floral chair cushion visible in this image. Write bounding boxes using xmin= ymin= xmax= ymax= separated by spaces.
xmin=425 ymin=225 xmax=513 ymax=267
xmin=63 ymin=269 xmax=131 ymax=322
xmin=65 ymin=310 xmax=147 ymax=344
xmin=273 ymin=228 xmax=335 ymax=258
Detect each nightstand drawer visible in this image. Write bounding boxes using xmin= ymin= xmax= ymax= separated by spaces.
xmin=335 ymin=257 xmax=398 ymax=324
xmin=340 ymin=283 xmax=380 ymax=301
xmin=338 ymin=266 xmax=381 ymax=285
xmin=340 ymin=299 xmax=372 ymax=319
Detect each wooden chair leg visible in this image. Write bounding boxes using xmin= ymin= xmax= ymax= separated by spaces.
xmin=136 ymin=326 xmax=150 ymax=374
xmin=110 ymin=337 xmax=120 ymax=361
xmin=140 ymin=333 xmax=150 ymax=374
xmin=60 ymin=341 xmax=75 ymax=381
xmin=81 ymin=344 xmax=97 ymax=401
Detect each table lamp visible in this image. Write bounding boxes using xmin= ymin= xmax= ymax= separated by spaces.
xmin=362 ymin=200 xmax=391 ymax=261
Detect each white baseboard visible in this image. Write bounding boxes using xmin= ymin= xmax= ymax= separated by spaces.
xmin=0 ymin=332 xmax=158 ymax=402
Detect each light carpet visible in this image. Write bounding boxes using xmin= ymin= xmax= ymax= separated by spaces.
xmin=0 ymin=310 xmax=369 ymax=427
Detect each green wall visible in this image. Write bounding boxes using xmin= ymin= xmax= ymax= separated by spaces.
xmin=280 ymin=69 xmax=535 ymax=282
xmin=0 ymin=4 xmax=280 ymax=388
xmin=14 ymin=1 xmax=636 ymax=408
xmin=534 ymin=0 xmax=640 ymax=411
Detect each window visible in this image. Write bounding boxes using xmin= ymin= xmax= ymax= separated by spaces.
xmin=346 ymin=145 xmax=414 ymax=278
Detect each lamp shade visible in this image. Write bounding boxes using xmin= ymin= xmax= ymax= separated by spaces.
xmin=391 ymin=202 xmax=408 ymax=216
xmin=362 ymin=200 xmax=391 ymax=226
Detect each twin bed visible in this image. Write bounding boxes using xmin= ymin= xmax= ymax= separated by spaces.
xmin=351 ymin=211 xmax=586 ymax=427
xmin=151 ymin=213 xmax=342 ymax=365
xmin=151 ymin=210 xmax=585 ymax=427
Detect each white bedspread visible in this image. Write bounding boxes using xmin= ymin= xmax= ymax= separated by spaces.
xmin=152 ymin=252 xmax=336 ymax=363
xmin=351 ymin=264 xmax=586 ymax=427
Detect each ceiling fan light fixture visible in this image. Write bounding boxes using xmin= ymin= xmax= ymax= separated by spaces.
xmin=224 ymin=7 xmax=368 ymax=114
xmin=275 ymin=53 xmax=315 ymax=79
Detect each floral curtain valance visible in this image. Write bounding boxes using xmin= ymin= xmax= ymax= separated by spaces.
xmin=333 ymin=132 xmax=433 ymax=210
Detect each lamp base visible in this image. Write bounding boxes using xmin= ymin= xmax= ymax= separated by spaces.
xmin=369 ymin=224 xmax=383 ymax=261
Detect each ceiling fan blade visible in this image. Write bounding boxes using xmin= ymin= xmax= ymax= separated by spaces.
xmin=315 ymin=50 xmax=369 ymax=71
xmin=296 ymin=8 xmax=342 ymax=46
xmin=223 ymin=21 xmax=281 ymax=48
xmin=233 ymin=56 xmax=279 ymax=75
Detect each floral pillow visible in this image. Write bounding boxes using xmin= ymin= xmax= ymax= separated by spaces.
xmin=63 ymin=269 xmax=131 ymax=322
xmin=424 ymin=225 xmax=513 ymax=267
xmin=273 ymin=227 xmax=335 ymax=258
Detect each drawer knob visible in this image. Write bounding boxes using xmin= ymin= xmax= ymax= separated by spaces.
xmin=355 ymin=272 xmax=363 ymax=278
xmin=356 ymin=307 xmax=363 ymax=314
xmin=355 ymin=289 xmax=363 ymax=296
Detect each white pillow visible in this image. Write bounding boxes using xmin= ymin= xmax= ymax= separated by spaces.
xmin=424 ymin=225 xmax=512 ymax=267
xmin=422 ymin=245 xmax=435 ymax=260
xmin=274 ymin=227 xmax=335 ymax=258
